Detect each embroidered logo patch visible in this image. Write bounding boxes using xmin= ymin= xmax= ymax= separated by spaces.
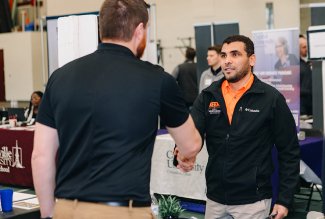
xmin=208 ymin=101 xmax=221 ymax=114
xmin=244 ymin=108 xmax=260 ymax=113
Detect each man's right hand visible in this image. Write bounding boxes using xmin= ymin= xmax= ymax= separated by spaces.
xmin=173 ymin=147 xmax=196 ymax=172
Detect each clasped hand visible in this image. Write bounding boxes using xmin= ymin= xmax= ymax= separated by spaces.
xmin=173 ymin=147 xmax=196 ymax=172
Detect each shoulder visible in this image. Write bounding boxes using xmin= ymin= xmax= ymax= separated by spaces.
xmin=253 ymin=76 xmax=282 ymax=97
xmin=201 ymin=68 xmax=210 ymax=76
xmin=141 ymin=60 xmax=163 ymax=69
xmin=253 ymin=76 xmax=272 ymax=89
xmin=140 ymin=61 xmax=173 ymax=79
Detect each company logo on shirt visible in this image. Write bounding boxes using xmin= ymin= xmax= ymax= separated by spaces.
xmin=208 ymin=101 xmax=221 ymax=114
xmin=209 ymin=101 xmax=220 ymax=108
xmin=0 ymin=140 xmax=25 ymax=173
xmin=244 ymin=108 xmax=260 ymax=113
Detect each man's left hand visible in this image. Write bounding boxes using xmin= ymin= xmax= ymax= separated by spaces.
xmin=270 ymin=204 xmax=288 ymax=219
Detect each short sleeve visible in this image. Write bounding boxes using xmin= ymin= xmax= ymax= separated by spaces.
xmin=160 ymin=74 xmax=189 ymax=127
xmin=36 ymin=78 xmax=56 ymax=129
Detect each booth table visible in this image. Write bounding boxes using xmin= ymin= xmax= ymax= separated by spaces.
xmin=0 ymin=128 xmax=34 ymax=188
xmin=300 ymin=137 xmax=323 ymax=180
xmin=0 ymin=207 xmax=40 ymax=219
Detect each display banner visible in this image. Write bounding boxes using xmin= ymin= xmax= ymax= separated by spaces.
xmin=150 ymin=134 xmax=207 ymax=200
xmin=252 ymin=28 xmax=300 ymax=130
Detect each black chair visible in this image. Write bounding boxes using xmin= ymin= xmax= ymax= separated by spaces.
xmin=0 ymin=110 xmax=9 ymax=120
xmin=295 ymin=177 xmax=323 ymax=212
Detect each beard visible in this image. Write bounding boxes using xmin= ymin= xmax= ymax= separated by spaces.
xmin=224 ymin=66 xmax=250 ymax=83
xmin=136 ymin=35 xmax=147 ymax=59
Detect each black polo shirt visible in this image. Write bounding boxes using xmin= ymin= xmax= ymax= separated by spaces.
xmin=37 ymin=43 xmax=189 ymax=203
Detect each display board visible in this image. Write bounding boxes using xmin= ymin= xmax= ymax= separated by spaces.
xmin=252 ymin=28 xmax=300 ymax=130
xmin=46 ymin=10 xmax=158 ymax=77
xmin=46 ymin=12 xmax=99 ymax=76
xmin=57 ymin=15 xmax=98 ymax=68
xmin=307 ymin=26 xmax=325 ymax=60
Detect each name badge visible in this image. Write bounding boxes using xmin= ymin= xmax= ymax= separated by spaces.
xmin=204 ymin=79 xmax=212 ymax=86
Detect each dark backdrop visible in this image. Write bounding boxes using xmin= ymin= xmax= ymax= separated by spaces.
xmin=0 ymin=0 xmax=12 ymax=33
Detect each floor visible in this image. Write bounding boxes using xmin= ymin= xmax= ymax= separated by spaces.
xmin=287 ymin=186 xmax=323 ymax=219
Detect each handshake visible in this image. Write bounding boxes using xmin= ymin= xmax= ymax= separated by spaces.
xmin=173 ymin=145 xmax=197 ymax=172
xmin=166 ymin=115 xmax=202 ymax=172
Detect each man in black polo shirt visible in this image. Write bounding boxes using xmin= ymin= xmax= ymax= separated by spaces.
xmin=31 ymin=0 xmax=202 ymax=218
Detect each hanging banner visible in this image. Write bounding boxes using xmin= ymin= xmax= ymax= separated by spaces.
xmin=252 ymin=28 xmax=300 ymax=130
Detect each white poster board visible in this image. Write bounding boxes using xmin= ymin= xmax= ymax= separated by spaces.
xmin=46 ymin=8 xmax=158 ymax=77
xmin=307 ymin=25 xmax=325 ymax=60
xmin=150 ymin=134 xmax=207 ymax=200
xmin=46 ymin=12 xmax=99 ymax=76
xmin=57 ymin=15 xmax=98 ymax=68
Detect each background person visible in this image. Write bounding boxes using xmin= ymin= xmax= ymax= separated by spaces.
xmin=299 ymin=34 xmax=312 ymax=116
xmin=274 ymin=36 xmax=299 ymax=70
xmin=172 ymin=47 xmax=198 ymax=108
xmin=31 ymin=0 xmax=202 ymax=218
xmin=190 ymin=35 xmax=300 ymax=219
xmin=24 ymin=91 xmax=43 ymax=124
xmin=199 ymin=45 xmax=224 ymax=93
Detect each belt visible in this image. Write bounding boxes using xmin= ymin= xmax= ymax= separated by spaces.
xmin=101 ymin=200 xmax=151 ymax=207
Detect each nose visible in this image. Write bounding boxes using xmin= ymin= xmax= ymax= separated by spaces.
xmin=223 ymin=56 xmax=231 ymax=65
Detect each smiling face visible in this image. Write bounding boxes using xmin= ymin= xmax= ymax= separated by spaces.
xmin=31 ymin=93 xmax=41 ymax=107
xmin=220 ymin=41 xmax=256 ymax=83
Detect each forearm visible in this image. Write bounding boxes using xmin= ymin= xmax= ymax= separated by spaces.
xmin=32 ymin=154 xmax=56 ymax=217
xmin=32 ymin=123 xmax=59 ymax=218
xmin=274 ymin=95 xmax=300 ymax=207
xmin=167 ymin=115 xmax=202 ymax=158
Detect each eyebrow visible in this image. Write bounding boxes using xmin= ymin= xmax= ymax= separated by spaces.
xmin=230 ymin=50 xmax=241 ymax=54
xmin=220 ymin=50 xmax=241 ymax=55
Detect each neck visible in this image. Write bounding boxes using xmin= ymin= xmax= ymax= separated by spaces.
xmin=301 ymin=56 xmax=307 ymax=61
xmin=212 ymin=64 xmax=220 ymax=71
xmin=102 ymin=38 xmax=137 ymax=56
xmin=229 ymin=72 xmax=252 ymax=91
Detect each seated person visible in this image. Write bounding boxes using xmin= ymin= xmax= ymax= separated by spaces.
xmin=24 ymin=91 xmax=43 ymax=124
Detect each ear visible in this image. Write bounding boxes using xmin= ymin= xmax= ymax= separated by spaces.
xmin=134 ymin=22 xmax=145 ymax=42
xmin=249 ymin=54 xmax=256 ymax=68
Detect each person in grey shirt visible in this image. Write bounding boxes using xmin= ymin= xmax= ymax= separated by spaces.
xmin=199 ymin=45 xmax=224 ymax=92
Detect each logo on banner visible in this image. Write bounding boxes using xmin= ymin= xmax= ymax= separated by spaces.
xmin=0 ymin=140 xmax=25 ymax=173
